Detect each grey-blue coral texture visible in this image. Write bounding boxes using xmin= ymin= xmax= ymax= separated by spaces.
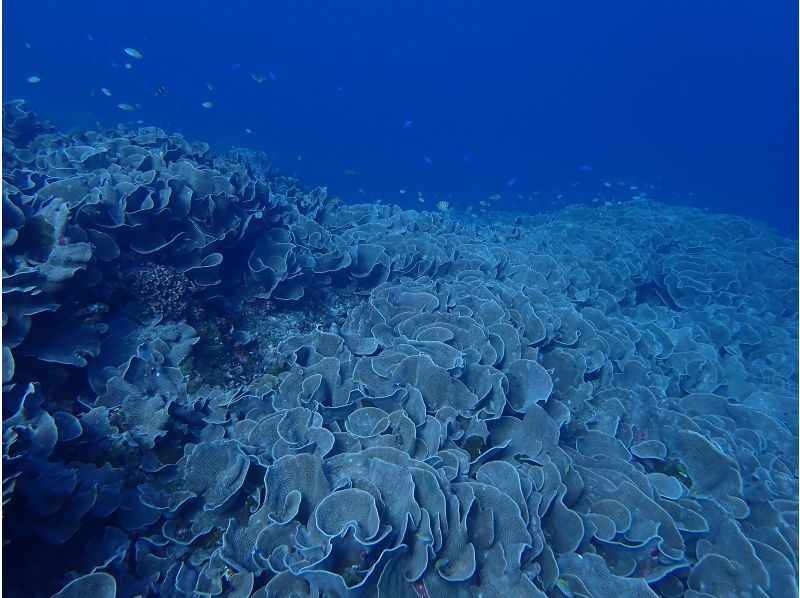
xmin=3 ymin=100 xmax=798 ymax=597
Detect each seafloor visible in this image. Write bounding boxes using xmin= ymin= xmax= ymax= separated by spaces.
xmin=3 ymin=100 xmax=798 ymax=597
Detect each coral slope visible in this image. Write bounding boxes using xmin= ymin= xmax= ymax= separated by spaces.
xmin=3 ymin=101 xmax=798 ymax=597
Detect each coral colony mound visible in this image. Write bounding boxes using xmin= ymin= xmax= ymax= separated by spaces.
xmin=2 ymin=100 xmax=798 ymax=597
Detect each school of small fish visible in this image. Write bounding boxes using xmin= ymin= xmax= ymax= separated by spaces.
xmin=18 ymin=38 xmax=664 ymax=222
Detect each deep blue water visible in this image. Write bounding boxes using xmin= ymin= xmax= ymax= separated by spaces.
xmin=4 ymin=4 xmax=800 ymax=597
xmin=4 ymin=0 xmax=798 ymax=236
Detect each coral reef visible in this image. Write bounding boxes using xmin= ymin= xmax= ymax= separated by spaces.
xmin=3 ymin=101 xmax=798 ymax=597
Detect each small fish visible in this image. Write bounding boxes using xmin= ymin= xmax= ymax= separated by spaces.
xmin=245 ymin=128 xmax=252 ymax=134
xmin=555 ymin=578 xmax=574 ymax=597
xmin=437 ymin=200 xmax=450 ymax=212
xmin=578 ymin=164 xmax=592 ymax=172
xmin=72 ymin=303 xmax=108 ymax=318
xmin=124 ymin=62 xmax=132 ymax=69
xmin=201 ymin=101 xmax=214 ymax=108
xmin=117 ymin=103 xmax=139 ymax=111
xmin=418 ymin=197 xmax=425 ymax=203
xmin=344 ymin=169 xmax=358 ymax=178
xmin=399 ymin=189 xmax=406 ymax=194
xmin=296 ymin=154 xmax=303 ymax=162
xmin=124 ymin=47 xmax=143 ymax=59
xmin=24 ymin=41 xmax=31 ymax=49
xmin=206 ymin=82 xmax=215 ymax=90
xmin=100 ymin=87 xmax=112 ymax=96
xmin=422 ymin=156 xmax=432 ymax=164
xmin=489 ymin=194 xmax=501 ymax=200
xmin=154 ymin=86 xmax=166 ymax=96
xmin=462 ymin=154 xmax=472 ymax=162
xmin=336 ymin=85 xmax=344 ymax=92
xmin=269 ymin=71 xmax=277 ymax=80
xmin=252 ymin=72 xmax=266 ymax=83
xmin=507 ymin=177 xmax=516 ymax=187
xmin=479 ymin=200 xmax=489 ymax=207
xmin=230 ymin=62 xmax=243 ymax=70
xmin=87 ymin=33 xmax=94 ymax=42
xmin=603 ymin=182 xmax=612 ymax=188
xmin=403 ymin=119 xmax=414 ymax=128
xmin=26 ymin=75 xmax=41 ymax=84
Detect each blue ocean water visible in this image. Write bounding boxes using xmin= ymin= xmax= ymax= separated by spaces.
xmin=3 ymin=2 xmax=799 ymax=598
xmin=4 ymin=0 xmax=798 ymax=235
